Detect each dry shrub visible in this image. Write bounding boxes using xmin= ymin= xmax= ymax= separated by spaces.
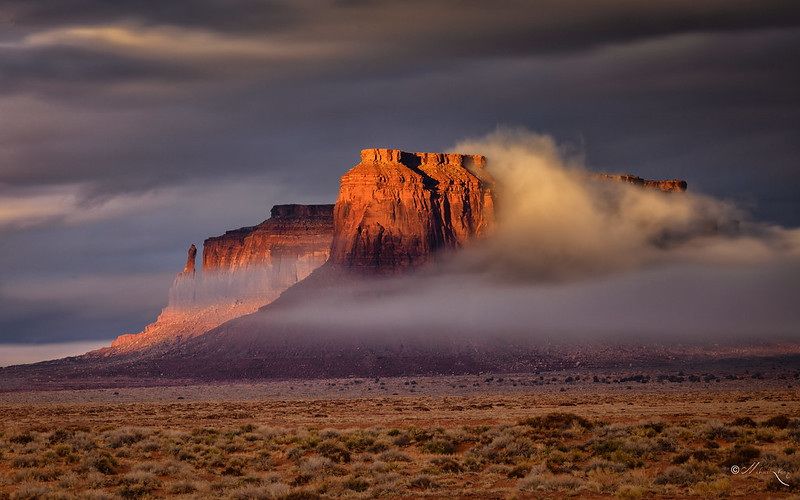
xmin=621 ymin=438 xmax=660 ymax=459
xmin=48 ymin=429 xmax=74 ymax=445
xmin=653 ymin=466 xmax=699 ymax=487
xmin=371 ymin=472 xmax=402 ymax=495
xmin=519 ymin=469 xmax=587 ymax=492
xmin=227 ymin=484 xmax=272 ymax=500
xmin=377 ymin=449 xmax=410 ymax=462
xmin=507 ymin=464 xmax=530 ymax=478
xmin=167 ymin=479 xmax=200 ymax=494
xmin=298 ymin=456 xmax=336 ymax=476
xmin=485 ymin=464 xmax=510 ymax=475
xmin=370 ymin=460 xmax=389 ymax=473
xmin=585 ymin=458 xmax=627 ymax=474
xmin=520 ymin=413 xmax=594 ymax=431
xmin=316 ymin=439 xmax=350 ymax=464
xmin=762 ymin=415 xmax=791 ymax=429
xmin=429 ymin=456 xmax=463 ymax=473
xmin=616 ymin=485 xmax=646 ymax=499
xmin=251 ymin=451 xmax=273 ymax=471
xmin=68 ymin=432 xmax=96 ymax=452
xmin=421 ymin=439 xmax=454 ymax=455
xmin=409 ymin=474 xmax=437 ymax=489
xmin=367 ymin=438 xmax=393 ymax=453
xmin=133 ymin=459 xmax=191 ymax=477
xmin=722 ymin=444 xmax=760 ymax=467
xmin=82 ymin=451 xmax=117 ymax=475
xmin=255 ymin=483 xmax=290 ymax=499
xmin=79 ymin=491 xmax=119 ymax=500
xmin=342 ymin=430 xmax=376 ymax=452
xmin=10 ymin=482 xmax=48 ymax=500
xmin=318 ymin=428 xmax=340 ymax=440
xmin=29 ymin=465 xmax=61 ymax=482
xmin=39 ymin=494 xmax=75 ymax=500
xmin=8 ymin=433 xmax=35 ymax=446
xmin=283 ymin=491 xmax=320 ymax=500
xmin=699 ymin=421 xmax=738 ymax=442
xmin=285 ymin=447 xmax=303 ymax=462
xmin=222 ymin=458 xmax=247 ymax=476
xmin=116 ymin=471 xmax=159 ymax=499
xmin=135 ymin=437 xmax=161 ymax=453
xmin=477 ymin=435 xmax=535 ymax=464
xmin=10 ymin=456 xmax=39 ymax=468
xmin=342 ymin=475 xmax=370 ymax=492
xmin=56 ymin=472 xmax=81 ymax=490
xmin=692 ymin=477 xmax=733 ymax=497
xmin=586 ymin=467 xmax=618 ymax=493
xmin=103 ymin=428 xmax=147 ymax=449
xmin=729 ymin=417 xmax=757 ymax=427
xmin=83 ymin=472 xmax=106 ymax=489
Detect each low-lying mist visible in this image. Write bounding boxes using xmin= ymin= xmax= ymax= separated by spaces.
xmin=268 ymin=130 xmax=800 ymax=344
xmin=452 ymin=129 xmax=799 ymax=280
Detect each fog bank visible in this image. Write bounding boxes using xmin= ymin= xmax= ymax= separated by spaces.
xmin=267 ymin=131 xmax=800 ymax=343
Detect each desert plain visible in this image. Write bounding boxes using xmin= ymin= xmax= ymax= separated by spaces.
xmin=2 ymin=358 xmax=799 ymax=500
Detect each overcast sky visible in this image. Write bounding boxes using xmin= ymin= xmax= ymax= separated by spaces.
xmin=1 ymin=1 xmax=799 ymax=351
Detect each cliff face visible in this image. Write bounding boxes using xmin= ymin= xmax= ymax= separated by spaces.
xmin=203 ymin=204 xmax=335 ymax=273
xmin=199 ymin=204 xmax=334 ymax=303
xmin=108 ymin=204 xmax=334 ymax=353
xmin=330 ymin=148 xmax=495 ymax=273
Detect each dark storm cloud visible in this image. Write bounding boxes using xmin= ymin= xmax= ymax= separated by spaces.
xmin=7 ymin=0 xmax=800 ymax=53
xmin=0 ymin=45 xmax=196 ymax=94
xmin=1 ymin=0 xmax=798 ymax=204
xmin=0 ymin=273 xmax=172 ymax=343
xmin=3 ymin=0 xmax=300 ymax=34
xmin=1 ymin=0 xmax=799 ymax=350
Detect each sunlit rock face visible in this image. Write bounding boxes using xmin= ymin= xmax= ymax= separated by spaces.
xmin=108 ymin=205 xmax=334 ymax=353
xmin=330 ymin=148 xmax=496 ymax=273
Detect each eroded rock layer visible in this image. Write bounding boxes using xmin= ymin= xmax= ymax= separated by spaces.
xmin=330 ymin=148 xmax=495 ymax=272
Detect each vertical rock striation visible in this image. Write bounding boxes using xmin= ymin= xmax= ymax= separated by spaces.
xmin=330 ymin=148 xmax=495 ymax=273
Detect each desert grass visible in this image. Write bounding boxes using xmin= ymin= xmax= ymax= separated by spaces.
xmin=0 ymin=412 xmax=799 ymax=499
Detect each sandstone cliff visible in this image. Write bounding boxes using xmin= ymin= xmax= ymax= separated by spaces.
xmin=200 ymin=204 xmax=334 ymax=303
xmin=107 ymin=204 xmax=334 ymax=353
xmin=330 ymin=148 xmax=495 ymax=273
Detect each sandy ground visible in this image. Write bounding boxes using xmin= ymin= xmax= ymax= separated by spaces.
xmin=2 ymin=373 xmax=797 ymax=431
xmin=1 ymin=373 xmax=799 ymax=499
